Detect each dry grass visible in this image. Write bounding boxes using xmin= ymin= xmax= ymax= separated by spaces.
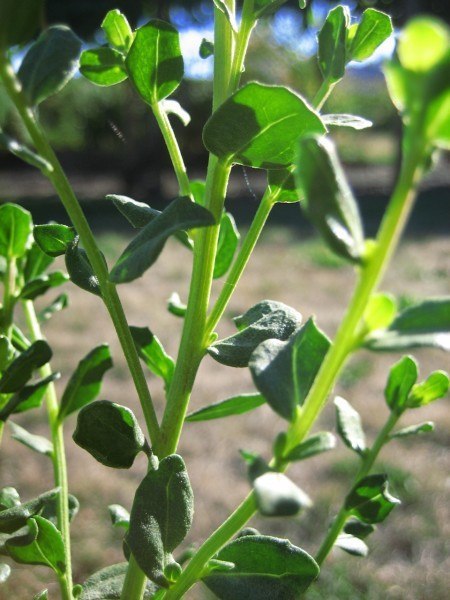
xmin=1 ymin=228 xmax=449 ymax=599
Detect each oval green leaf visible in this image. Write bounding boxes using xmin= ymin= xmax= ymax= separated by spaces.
xmin=80 ymin=47 xmax=128 ymax=86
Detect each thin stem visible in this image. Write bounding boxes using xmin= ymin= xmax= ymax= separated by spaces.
xmin=315 ymin=410 xmax=400 ymax=565
xmin=0 ymin=54 xmax=160 ymax=446
xmin=120 ymin=555 xmax=147 ymax=600
xmin=151 ymin=101 xmax=191 ymax=197
xmin=213 ymin=0 xmax=236 ymax=110
xmin=313 ymin=78 xmax=336 ymax=111
xmin=1 ymin=256 xmax=17 ymax=337
xmin=228 ymin=0 xmax=256 ymax=94
xmin=0 ymin=421 xmax=4 ymax=446
xmin=22 ymin=299 xmax=73 ymax=600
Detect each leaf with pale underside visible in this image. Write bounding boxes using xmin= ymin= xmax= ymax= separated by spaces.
xmin=334 ymin=396 xmax=366 ymax=455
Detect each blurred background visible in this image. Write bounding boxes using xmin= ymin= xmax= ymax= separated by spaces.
xmin=0 ymin=1 xmax=449 ymax=598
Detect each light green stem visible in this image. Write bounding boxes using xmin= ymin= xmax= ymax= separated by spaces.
xmin=315 ymin=410 xmax=400 ymax=565
xmin=0 ymin=54 xmax=160 ymax=446
xmin=213 ymin=0 xmax=236 ymax=110
xmin=22 ymin=299 xmax=74 ymax=600
xmin=313 ymin=77 xmax=336 ymax=111
xmin=227 ymin=0 xmax=256 ymax=94
xmin=0 ymin=421 xmax=4 ymax=446
xmin=1 ymin=256 xmax=17 ymax=337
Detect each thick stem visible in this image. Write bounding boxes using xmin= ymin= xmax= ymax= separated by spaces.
xmin=315 ymin=410 xmax=400 ymax=565
xmin=22 ymin=300 xmax=73 ymax=600
xmin=227 ymin=0 xmax=256 ymax=94
xmin=120 ymin=555 xmax=147 ymax=600
xmin=213 ymin=0 xmax=235 ymax=110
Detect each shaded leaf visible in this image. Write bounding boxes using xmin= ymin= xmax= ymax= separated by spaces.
xmin=0 ymin=374 xmax=59 ymax=421
xmin=110 ymin=197 xmax=214 ymax=283
xmin=101 ymin=9 xmax=133 ymax=53
xmin=344 ymin=518 xmax=375 ymax=539
xmin=23 ymin=243 xmax=53 ymax=283
xmin=65 ymin=238 xmax=102 ymax=297
xmin=285 ymin=431 xmax=336 ymax=462
xmin=0 ymin=488 xmax=59 ymax=534
xmin=127 ymin=454 xmax=194 ymax=587
xmin=0 ymin=0 xmax=43 ymax=49
xmin=59 ymin=344 xmax=112 ymax=420
xmin=384 ymin=355 xmax=418 ymax=412
xmin=34 ymin=224 xmax=76 ymax=258
xmin=80 ymin=48 xmax=128 ymax=87
xmin=253 ymin=472 xmax=312 ymax=517
xmin=267 ymin=167 xmax=301 ymax=203
xmin=186 ymin=393 xmax=265 ymax=422
xmin=335 ymin=534 xmax=368 ymax=557
xmin=79 ymin=563 xmax=158 ymax=600
xmin=203 ymin=82 xmax=326 ymax=169
xmin=0 ymin=203 xmax=32 ymax=259
xmin=0 ymin=132 xmax=52 ymax=173
xmin=130 ymin=326 xmax=174 ymax=390
xmin=9 ymin=422 xmax=53 ymax=456
xmin=322 ymin=114 xmax=373 ymax=130
xmin=213 ymin=212 xmax=240 ymax=279
xmin=73 ymin=401 xmax=145 ymax=469
xmin=0 ymin=341 xmax=52 ymax=394
xmin=38 ymin=293 xmax=69 ymax=323
xmin=0 ymin=488 xmax=20 ymax=511
xmin=108 ymin=505 xmax=130 ymax=529
xmin=18 ymin=26 xmax=82 ymax=105
xmin=20 ymin=271 xmax=69 ymax=300
xmin=334 ymin=396 xmax=366 ymax=455
xmin=318 ymin=5 xmax=349 ymax=83
xmin=0 ymin=335 xmax=15 ymax=371
xmin=41 ymin=493 xmax=79 ymax=526
xmin=407 ymin=371 xmax=449 ymax=408
xmin=345 ymin=474 xmax=400 ymax=524
xmin=199 ymin=38 xmax=214 ymax=59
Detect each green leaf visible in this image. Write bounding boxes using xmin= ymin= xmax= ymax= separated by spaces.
xmin=73 ymin=400 xmax=145 ymax=469
xmin=9 ymin=422 xmax=53 ymax=456
xmin=362 ymin=293 xmax=397 ymax=333
xmin=127 ymin=454 xmax=194 ymax=587
xmin=101 ymin=9 xmax=133 ymax=53
xmin=20 ymin=271 xmax=69 ymax=301
xmin=344 ymin=518 xmax=375 ymax=539
xmin=41 ymin=493 xmax=79 ymax=526
xmin=284 ymin=431 xmax=336 ymax=462
xmin=18 ymin=26 xmax=82 ymax=106
xmin=5 ymin=516 xmax=65 ymax=574
xmin=0 ymin=132 xmax=52 ymax=173
xmin=199 ymin=38 xmax=214 ymax=59
xmin=0 ymin=203 xmax=32 ymax=259
xmin=296 ymin=136 xmax=365 ymax=263
xmin=109 ymin=194 xmax=159 ymax=228
xmin=349 ymin=9 xmax=393 ymax=62
xmin=0 ymin=488 xmax=59 ymax=534
xmin=126 ymin=20 xmax=184 ymax=105
xmin=212 ymin=1 xmax=237 ymax=32
xmin=267 ymin=167 xmax=301 ymax=203
xmin=345 ymin=474 xmax=400 ymax=524
xmin=80 ymin=48 xmax=128 ymax=87
xmin=0 ymin=374 xmax=59 ymax=421
xmin=23 ymin=243 xmax=53 ymax=283
xmin=59 ymin=344 xmax=113 ymax=420
xmin=0 ymin=341 xmax=52 ymax=394
xmin=390 ymin=421 xmax=435 ymax=439
xmin=33 ymin=591 xmax=48 ymax=600
xmin=250 ymin=319 xmax=331 ymax=421
xmin=65 ymin=237 xmax=102 ymax=296
xmin=203 ymin=535 xmax=319 ymax=598
xmin=318 ymin=5 xmax=349 ymax=83
xmin=203 ymin=82 xmax=326 ymax=169
xmin=322 ymin=114 xmax=373 ymax=130
xmin=0 ymin=562 xmax=10 ymax=583
xmin=0 ymin=487 xmax=20 ymax=511
xmin=108 ymin=505 xmax=130 ymax=529
xmin=254 ymin=1 xmax=289 ymax=19
xmin=397 ymin=17 xmax=448 ymax=74
xmin=34 ymin=224 xmax=76 ymax=258
xmin=253 ymin=472 xmax=312 ymax=516
xmin=0 ymin=0 xmax=43 ymax=49
xmin=186 ymin=393 xmax=265 ymax=422
xmin=161 ymin=100 xmax=191 ymax=127
xmin=79 ymin=563 xmax=158 ymax=600
xmin=167 ymin=292 xmax=187 ymax=318
xmin=110 ymin=197 xmax=214 ymax=284
xmin=407 ymin=371 xmax=449 ymax=408
xmin=214 ymin=212 xmax=240 ymax=279
xmin=38 ymin=293 xmax=69 ymax=323
xmin=366 ymin=298 xmax=450 ymax=352
xmin=384 ymin=355 xmax=418 ymax=412
xmin=129 ymin=326 xmax=175 ymax=390
xmin=0 ymin=335 xmax=15 ymax=371
xmin=335 ymin=534 xmax=368 ymax=557
xmin=334 ymin=396 xmax=366 ymax=455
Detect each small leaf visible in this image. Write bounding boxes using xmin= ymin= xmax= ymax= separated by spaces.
xmin=65 ymin=238 xmax=102 ymax=297
xmin=0 ymin=562 xmax=10 ymax=583
xmin=41 ymin=493 xmax=79 ymax=526
xmin=0 ymin=488 xmax=59 ymax=534
xmin=186 ymin=393 xmax=265 ymax=422
xmin=345 ymin=474 xmax=400 ymax=524
xmin=267 ymin=167 xmax=301 ymax=203
xmin=161 ymin=100 xmax=191 ymax=127
xmin=199 ymin=38 xmax=214 ymax=59
xmin=127 ymin=454 xmax=194 ymax=587
xmin=110 ymin=197 xmax=214 ymax=284
xmin=212 ymin=1 xmax=237 ymax=33
xmin=284 ymin=432 xmax=336 ymax=462
xmin=34 ymin=224 xmax=76 ymax=258
xmin=0 ymin=374 xmax=59 ymax=421
xmin=126 ymin=20 xmax=184 ymax=105
xmin=250 ymin=319 xmax=331 ymax=421
xmin=108 ymin=505 xmax=130 ymax=529
xmin=79 ymin=48 xmax=128 ymax=87
xmin=391 ymin=421 xmax=435 ymax=439
xmin=349 ymin=9 xmax=393 ymax=62
xmin=130 ymin=326 xmax=175 ymax=390
xmin=0 ymin=0 xmax=43 ymax=49
xmin=363 ymin=293 xmax=397 ymax=333
xmin=384 ymin=355 xmax=418 ymax=412
xmin=79 ymin=563 xmax=158 ymax=600
xmin=203 ymin=535 xmax=319 ymax=598
xmin=322 ymin=114 xmax=373 ymax=130
xmin=0 ymin=341 xmax=52 ymax=394
xmin=335 ymin=534 xmax=368 ymax=557
xmin=214 ymin=212 xmax=240 ymax=279
xmin=0 ymin=335 xmax=15 ymax=371
xmin=5 ymin=516 xmax=66 ymax=574
xmin=73 ymin=400 xmax=145 ymax=469
xmin=203 ymin=82 xmax=326 ymax=169
xmin=18 ymin=26 xmax=82 ymax=106
xmin=33 ymin=591 xmax=48 ymax=600
xmin=38 ymin=293 xmax=69 ymax=323
xmin=344 ymin=518 xmax=375 ymax=539
xmin=59 ymin=344 xmax=113 ymax=420
xmin=0 ymin=203 xmax=32 ymax=259
xmin=23 ymin=243 xmax=53 ymax=283
xmin=253 ymin=472 xmax=312 ymax=517
xmin=20 ymin=271 xmax=69 ymax=300
xmin=208 ymin=300 xmax=302 ymax=368
xmin=0 ymin=487 xmax=20 ymax=510
xmin=101 ymin=9 xmax=133 ymax=53
xmin=0 ymin=132 xmax=52 ymax=173
xmin=334 ymin=396 xmax=366 ymax=455
xmin=167 ymin=292 xmax=187 ymax=318
xmin=407 ymin=371 xmax=449 ymax=408
xmin=9 ymin=422 xmax=53 ymax=456
xmin=318 ymin=5 xmax=349 ymax=83
xmin=296 ymin=136 xmax=365 ymax=263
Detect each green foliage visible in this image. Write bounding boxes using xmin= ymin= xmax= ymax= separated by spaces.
xmin=214 ymin=212 xmax=240 ymax=279
xmin=108 ymin=505 xmax=130 ymax=530
xmin=80 ymin=48 xmax=128 ymax=87
xmin=0 ymin=374 xmax=58 ymax=421
xmin=0 ymin=488 xmax=59 ymax=534
xmin=0 ymin=0 xmax=43 ymax=49
xmin=348 ymin=9 xmax=393 ymax=63
xmin=130 ymin=326 xmax=175 ymax=390
xmin=252 ymin=471 xmax=312 ymax=517
xmin=79 ymin=563 xmax=158 ymax=599
xmin=318 ymin=5 xmax=349 ymax=84
xmin=101 ymin=10 xmax=133 ymax=54
xmin=0 ymin=132 xmax=52 ymax=173
xmin=284 ymin=432 xmax=336 ymax=462
xmin=9 ymin=421 xmax=53 ymax=456
xmin=186 ymin=393 xmax=265 ymax=422
xmin=384 ymin=355 xmax=418 ymax=412
xmin=0 ymin=204 xmax=32 ymax=259
xmin=0 ymin=341 xmax=52 ymax=394
xmin=335 ymin=396 xmax=366 ymax=455
xmin=345 ymin=474 xmax=400 ymax=524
